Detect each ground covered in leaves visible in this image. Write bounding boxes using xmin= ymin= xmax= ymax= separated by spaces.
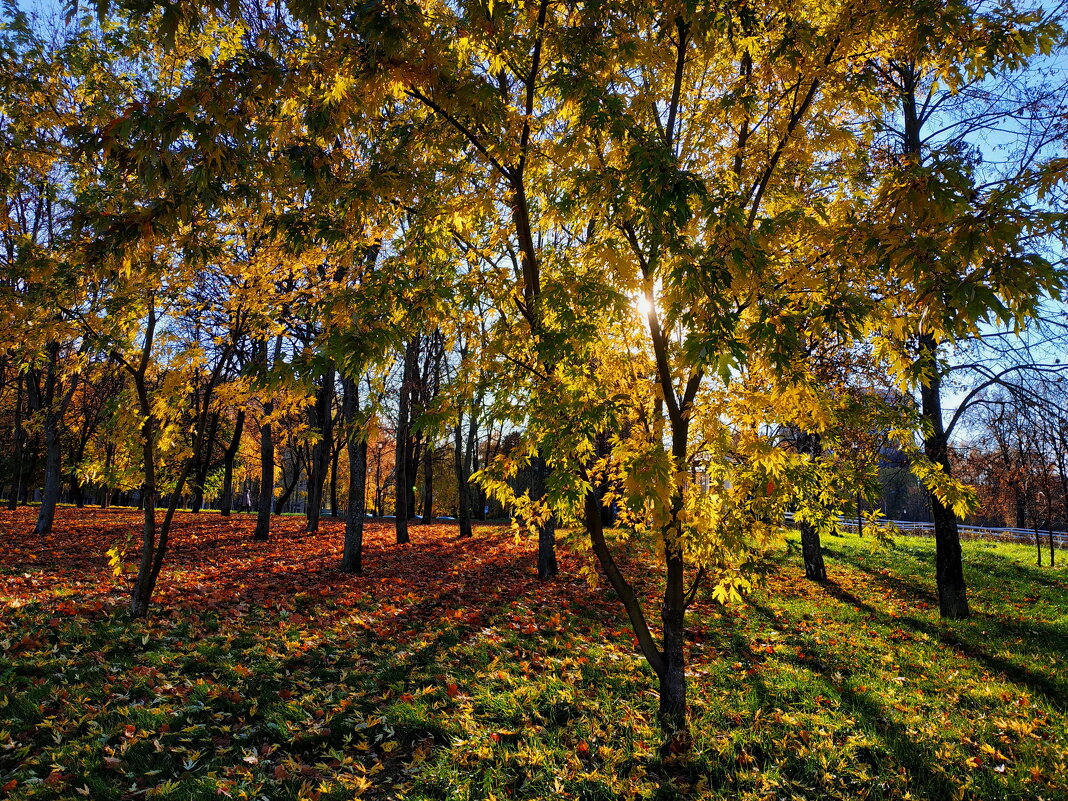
xmin=0 ymin=507 xmax=1066 ymax=801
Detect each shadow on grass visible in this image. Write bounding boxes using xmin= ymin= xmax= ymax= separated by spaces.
xmin=816 ymin=554 xmax=1068 ymax=711
xmin=743 ymin=602 xmax=966 ymax=801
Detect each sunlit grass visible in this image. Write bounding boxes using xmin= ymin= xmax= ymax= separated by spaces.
xmin=0 ymin=508 xmax=1064 ymax=800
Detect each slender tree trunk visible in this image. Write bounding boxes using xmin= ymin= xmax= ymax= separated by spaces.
xmin=797 ymin=431 xmax=827 ymax=581
xmin=255 ymin=410 xmax=275 ymax=536
xmin=342 ymin=378 xmax=367 ymax=573
xmin=70 ymin=470 xmax=85 ymax=508
xmin=274 ymin=457 xmax=299 ymax=515
xmin=255 ymin=335 xmax=281 ymax=539
xmin=189 ymin=411 xmax=220 ymax=514
xmin=421 ymin=443 xmax=434 ymax=522
xmin=33 ymin=344 xmax=78 ymax=537
xmin=532 ymin=452 xmax=557 ymax=580
xmin=130 ymin=363 xmax=158 ymax=619
xmin=329 ymin=440 xmax=340 ymax=517
xmin=454 ymin=418 xmax=472 ymax=538
xmin=918 ymin=334 xmax=970 ymax=618
xmin=34 ymin=423 xmax=62 ymax=536
xmin=1048 ymin=518 xmax=1055 ymax=568
xmin=407 ymin=436 xmax=421 ymax=519
xmin=395 ymin=338 xmax=419 ymax=544
xmin=660 ymin=546 xmax=687 ymax=738
xmin=130 ymin=425 xmax=157 ymax=618
xmin=7 ymin=372 xmax=25 ymax=510
xmin=1028 ymin=499 xmax=1043 ymax=567
xmin=306 ymin=366 xmax=336 ymax=533
xmin=220 ymin=409 xmax=245 ymax=517
xmin=101 ymin=443 xmax=114 ymax=509
xmin=856 ymin=490 xmax=864 ymax=537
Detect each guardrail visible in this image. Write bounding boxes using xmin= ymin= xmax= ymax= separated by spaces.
xmin=785 ymin=512 xmax=1068 ymax=549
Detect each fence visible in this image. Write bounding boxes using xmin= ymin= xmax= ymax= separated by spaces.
xmin=785 ymin=512 xmax=1068 ymax=549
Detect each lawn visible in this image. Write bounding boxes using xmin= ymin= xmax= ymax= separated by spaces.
xmin=0 ymin=507 xmax=1065 ymax=800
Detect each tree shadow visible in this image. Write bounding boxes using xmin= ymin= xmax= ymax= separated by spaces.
xmin=812 ymin=562 xmax=1068 ymax=711
xmin=741 ymin=601 xmax=969 ymax=801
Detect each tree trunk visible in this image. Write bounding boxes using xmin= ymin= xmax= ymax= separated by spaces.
xmin=220 ymin=409 xmax=245 ymax=517
xmin=100 ymin=443 xmax=114 ymax=509
xmin=255 ymin=336 xmax=280 ymax=539
xmin=342 ymin=378 xmax=367 ymax=573
xmin=659 ymin=547 xmax=687 ymax=739
xmin=189 ymin=411 xmax=220 ymax=513
xmin=255 ymin=411 xmax=275 ymax=537
xmin=531 ymin=452 xmax=557 ymax=580
xmin=130 ymin=365 xmax=158 ymax=619
xmin=918 ymin=334 xmax=970 ymax=618
xmin=395 ymin=338 xmax=419 ymax=545
xmin=306 ymin=366 xmax=336 ymax=533
xmin=7 ymin=372 xmax=25 ymax=510
xmin=70 ymin=471 xmax=85 ymax=508
xmin=329 ymin=440 xmax=340 ymax=517
xmin=454 ymin=418 xmax=472 ymax=538
xmin=421 ymin=443 xmax=434 ymax=523
xmin=34 ymin=423 xmax=63 ymax=536
xmin=274 ymin=457 xmax=299 ymax=516
xmin=33 ymin=344 xmax=78 ymax=537
xmin=797 ymin=431 xmax=827 ymax=581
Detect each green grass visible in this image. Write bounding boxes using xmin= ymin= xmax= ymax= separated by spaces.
xmin=0 ymin=509 xmax=1065 ymax=800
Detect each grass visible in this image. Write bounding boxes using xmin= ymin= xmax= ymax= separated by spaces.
xmin=0 ymin=507 xmax=1065 ymax=800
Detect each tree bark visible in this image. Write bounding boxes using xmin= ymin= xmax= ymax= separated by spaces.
xmin=100 ymin=443 xmax=114 ymax=509
xmin=797 ymin=431 xmax=827 ymax=581
xmin=342 ymin=378 xmax=367 ymax=573
xmin=329 ymin=439 xmax=340 ymax=517
xmin=33 ymin=343 xmax=79 ymax=536
xmin=395 ymin=338 xmax=419 ymax=544
xmin=274 ymin=456 xmax=299 ymax=515
xmin=421 ymin=443 xmax=434 ymax=522
xmin=7 ymin=372 xmax=25 ymax=510
xmin=531 ymin=452 xmax=557 ymax=580
xmin=255 ymin=336 xmax=280 ymax=540
xmin=918 ymin=334 xmax=970 ymax=618
xmin=660 ymin=547 xmax=687 ymax=738
xmin=454 ymin=417 xmax=473 ymax=538
xmin=306 ymin=366 xmax=336 ymax=533
xmin=220 ymin=409 xmax=245 ymax=516
xmin=189 ymin=411 xmax=220 ymax=513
